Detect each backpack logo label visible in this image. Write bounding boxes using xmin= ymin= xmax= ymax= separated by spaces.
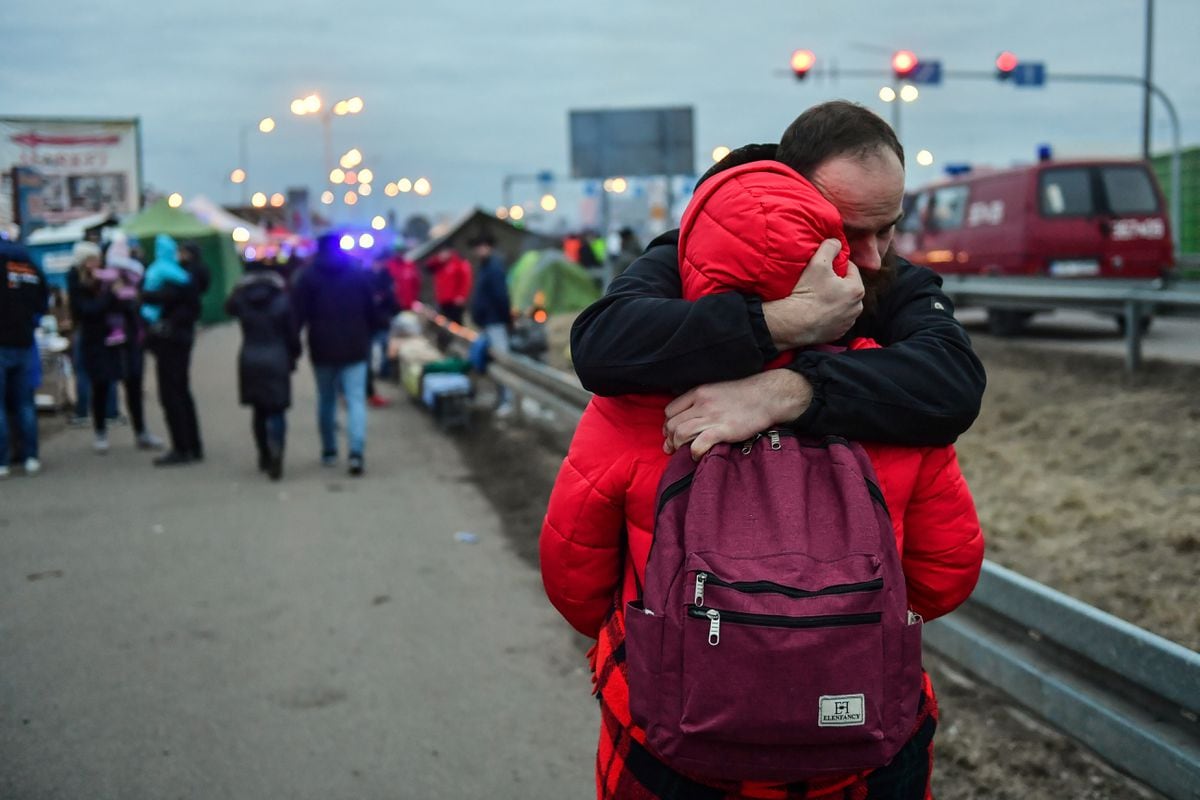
xmin=818 ymin=694 xmax=866 ymax=727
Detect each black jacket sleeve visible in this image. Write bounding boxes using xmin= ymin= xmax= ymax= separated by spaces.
xmin=787 ymin=260 xmax=985 ymax=445
xmin=570 ymin=231 xmax=774 ymax=395
xmin=570 ymin=235 xmax=985 ymax=445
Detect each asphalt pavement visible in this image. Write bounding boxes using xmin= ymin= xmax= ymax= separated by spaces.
xmin=0 ymin=324 xmax=597 ymax=799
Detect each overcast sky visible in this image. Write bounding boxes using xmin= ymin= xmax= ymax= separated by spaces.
xmin=4 ymin=0 xmax=1197 ymax=230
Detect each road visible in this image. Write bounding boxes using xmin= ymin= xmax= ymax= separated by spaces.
xmin=956 ymin=307 xmax=1200 ymax=365
xmin=0 ymin=324 xmax=596 ymax=800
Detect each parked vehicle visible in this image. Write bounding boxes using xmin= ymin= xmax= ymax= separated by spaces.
xmin=895 ymin=159 xmax=1174 ymax=334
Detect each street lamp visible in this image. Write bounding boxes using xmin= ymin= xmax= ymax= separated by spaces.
xmin=235 ymin=117 xmax=275 ymax=203
xmin=292 ymin=93 xmax=365 ymax=176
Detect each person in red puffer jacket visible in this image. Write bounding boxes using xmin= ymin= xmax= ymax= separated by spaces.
xmin=540 ymin=160 xmax=984 ymax=800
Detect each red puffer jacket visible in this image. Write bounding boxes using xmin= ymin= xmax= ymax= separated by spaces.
xmin=541 ymin=162 xmax=983 ymax=639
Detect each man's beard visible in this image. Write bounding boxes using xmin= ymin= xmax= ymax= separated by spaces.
xmin=860 ymin=247 xmax=898 ymax=319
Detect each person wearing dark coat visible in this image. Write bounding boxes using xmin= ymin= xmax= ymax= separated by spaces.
xmin=225 ymin=265 xmax=301 ymax=480
xmin=142 ymin=238 xmax=208 ymax=466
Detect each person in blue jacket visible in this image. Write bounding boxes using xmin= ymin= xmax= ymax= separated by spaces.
xmin=468 ymin=234 xmax=514 ymax=415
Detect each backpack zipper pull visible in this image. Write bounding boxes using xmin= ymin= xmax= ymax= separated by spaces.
xmin=768 ymin=431 xmax=782 ymax=450
xmin=694 ymin=572 xmax=708 ymax=606
xmin=706 ymin=609 xmax=721 ymax=646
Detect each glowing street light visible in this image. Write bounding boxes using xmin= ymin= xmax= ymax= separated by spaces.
xmin=509 ymin=205 xmax=525 ymax=221
xmin=343 ymin=191 xmax=358 ymax=205
xmin=230 ymin=168 xmax=246 ymax=184
xmin=346 ymin=96 xmax=364 ymax=114
xmin=712 ymin=146 xmax=731 ymax=163
xmin=329 ymin=168 xmax=346 ymax=184
xmin=540 ymin=193 xmax=557 ymax=212
xmin=358 ymin=233 xmax=375 ymax=249
xmin=251 ymin=192 xmax=267 ymax=208
xmin=339 ymin=148 xmax=363 ymax=169
xmin=397 ymin=178 xmax=413 ymax=193
xmin=167 ymin=193 xmax=183 ymax=208
xmin=916 ymin=149 xmax=934 ymax=167
xmin=358 ymin=168 xmax=374 ymax=184
xmin=344 ymin=170 xmax=358 ymax=185
xmin=258 ymin=117 xmax=275 ymax=133
xmin=879 ymin=86 xmax=897 ymax=102
xmin=358 ymin=183 xmax=372 ymax=196
xmin=232 ymin=226 xmax=250 ymax=243
xmin=496 ymin=206 xmax=509 ymax=220
xmin=371 ymin=215 xmax=386 ymax=230
xmin=899 ymin=84 xmax=919 ymax=102
xmin=384 ymin=182 xmax=398 ymax=197
xmin=413 ymin=177 xmax=432 ymax=196
xmin=269 ymin=193 xmax=285 ymax=208
xmin=320 ymin=190 xmax=334 ymax=204
xmin=608 ymin=177 xmax=628 ymax=194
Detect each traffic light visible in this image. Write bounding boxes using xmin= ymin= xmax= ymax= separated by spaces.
xmin=891 ymin=50 xmax=918 ymax=80
xmin=790 ymin=49 xmax=816 ymax=80
xmin=995 ymin=51 xmax=1018 ymax=80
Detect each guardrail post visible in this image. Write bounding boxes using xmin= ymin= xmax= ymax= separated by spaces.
xmin=1124 ymin=300 xmax=1144 ymax=374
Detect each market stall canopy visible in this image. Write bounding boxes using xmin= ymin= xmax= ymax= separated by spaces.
xmin=508 ymin=250 xmax=600 ymax=314
xmin=186 ymin=195 xmax=269 ymax=245
xmin=25 ymin=210 xmax=120 ymax=245
xmin=121 ymin=198 xmax=216 ymax=240
xmin=408 ymin=207 xmax=559 ymax=266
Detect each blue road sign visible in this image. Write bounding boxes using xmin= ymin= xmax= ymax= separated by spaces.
xmin=1013 ymin=62 xmax=1046 ymax=87
xmin=909 ymin=60 xmax=942 ymax=85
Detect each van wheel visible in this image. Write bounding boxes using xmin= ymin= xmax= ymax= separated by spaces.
xmin=1115 ymin=314 xmax=1153 ymax=336
xmin=986 ymin=309 xmax=1031 ymax=337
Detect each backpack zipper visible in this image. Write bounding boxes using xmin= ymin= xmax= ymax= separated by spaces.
xmin=693 ymin=571 xmax=882 ymax=607
xmin=656 ymin=472 xmax=694 ymax=514
xmin=688 ymin=606 xmax=882 ymax=646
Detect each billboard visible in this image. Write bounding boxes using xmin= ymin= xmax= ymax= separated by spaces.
xmin=0 ymin=117 xmax=142 ymax=234
xmin=569 ymin=107 xmax=694 ymax=179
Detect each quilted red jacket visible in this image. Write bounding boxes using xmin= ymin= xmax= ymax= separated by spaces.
xmin=541 ymin=162 xmax=983 ymax=640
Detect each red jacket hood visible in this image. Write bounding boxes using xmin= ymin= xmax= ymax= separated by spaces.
xmin=678 ymin=161 xmax=849 ymax=302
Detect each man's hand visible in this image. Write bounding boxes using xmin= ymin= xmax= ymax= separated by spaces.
xmin=663 ymin=370 xmax=814 ymax=460
xmin=762 ymin=239 xmax=864 ymax=350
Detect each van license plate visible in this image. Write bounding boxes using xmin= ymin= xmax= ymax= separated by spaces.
xmin=1049 ymin=259 xmax=1100 ymax=277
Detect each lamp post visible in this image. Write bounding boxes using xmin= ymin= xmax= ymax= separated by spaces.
xmin=291 ymin=93 xmax=364 ymax=177
xmin=234 ymin=116 xmax=275 ymax=203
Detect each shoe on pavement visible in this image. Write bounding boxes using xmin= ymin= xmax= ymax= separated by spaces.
xmin=368 ymin=395 xmax=391 ymax=408
xmin=93 ymin=433 xmax=110 ymax=453
xmin=24 ymin=458 xmax=41 ymax=475
xmin=153 ymin=451 xmax=194 ymax=467
xmin=321 ymin=451 xmax=337 ymax=467
xmin=136 ymin=431 xmax=166 ymax=451
xmin=494 ymin=401 xmax=515 ymax=419
xmin=267 ymin=444 xmax=284 ymax=481
xmin=347 ymin=454 xmax=364 ymax=477
xmin=0 ymin=465 xmax=9 ymax=479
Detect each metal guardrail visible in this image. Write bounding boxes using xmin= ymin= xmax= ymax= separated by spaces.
xmin=940 ymin=275 xmax=1200 ymax=373
xmin=415 ymin=304 xmax=1200 ymax=798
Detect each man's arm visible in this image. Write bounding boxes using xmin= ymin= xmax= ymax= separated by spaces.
xmin=786 ymin=261 xmax=985 ymax=445
xmin=569 ymin=232 xmax=771 ymax=395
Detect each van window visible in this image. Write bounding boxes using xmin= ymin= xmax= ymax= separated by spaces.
xmin=898 ymin=192 xmax=926 ymax=233
xmin=1101 ymin=166 xmax=1159 ymax=214
xmin=929 ymin=186 xmax=967 ymax=231
xmin=1040 ymin=168 xmax=1093 ymax=216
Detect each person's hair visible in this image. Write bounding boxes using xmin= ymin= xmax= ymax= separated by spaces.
xmin=777 ymin=100 xmax=904 ymax=178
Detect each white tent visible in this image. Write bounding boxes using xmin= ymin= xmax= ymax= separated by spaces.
xmin=186 ymin=195 xmax=269 ymax=245
xmin=25 ymin=210 xmax=120 ymax=245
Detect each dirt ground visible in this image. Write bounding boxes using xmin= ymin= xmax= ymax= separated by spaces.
xmin=449 ymin=316 xmax=1193 ymax=799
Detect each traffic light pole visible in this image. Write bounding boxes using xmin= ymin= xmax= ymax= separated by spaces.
xmin=781 ymin=65 xmax=1182 ymax=256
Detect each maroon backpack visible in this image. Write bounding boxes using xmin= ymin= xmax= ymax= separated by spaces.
xmin=625 ymin=432 xmax=924 ymax=783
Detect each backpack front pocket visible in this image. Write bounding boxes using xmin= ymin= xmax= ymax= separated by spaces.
xmin=679 ymin=605 xmax=886 ymax=745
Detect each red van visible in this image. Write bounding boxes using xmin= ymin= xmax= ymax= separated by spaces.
xmin=896 ymin=159 xmax=1173 ymax=278
xmin=895 ymin=159 xmax=1174 ymax=333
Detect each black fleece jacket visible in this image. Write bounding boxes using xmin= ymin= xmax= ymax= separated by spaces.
xmin=569 ymin=230 xmax=986 ymax=446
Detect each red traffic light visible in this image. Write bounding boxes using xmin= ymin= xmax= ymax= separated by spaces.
xmin=891 ymin=50 xmax=918 ymax=77
xmin=995 ymin=50 xmax=1018 ymax=76
xmin=790 ymin=49 xmax=816 ymax=79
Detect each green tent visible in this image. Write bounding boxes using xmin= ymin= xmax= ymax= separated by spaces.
xmin=507 ymin=250 xmax=600 ymax=314
xmin=121 ymin=199 xmax=244 ymax=323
